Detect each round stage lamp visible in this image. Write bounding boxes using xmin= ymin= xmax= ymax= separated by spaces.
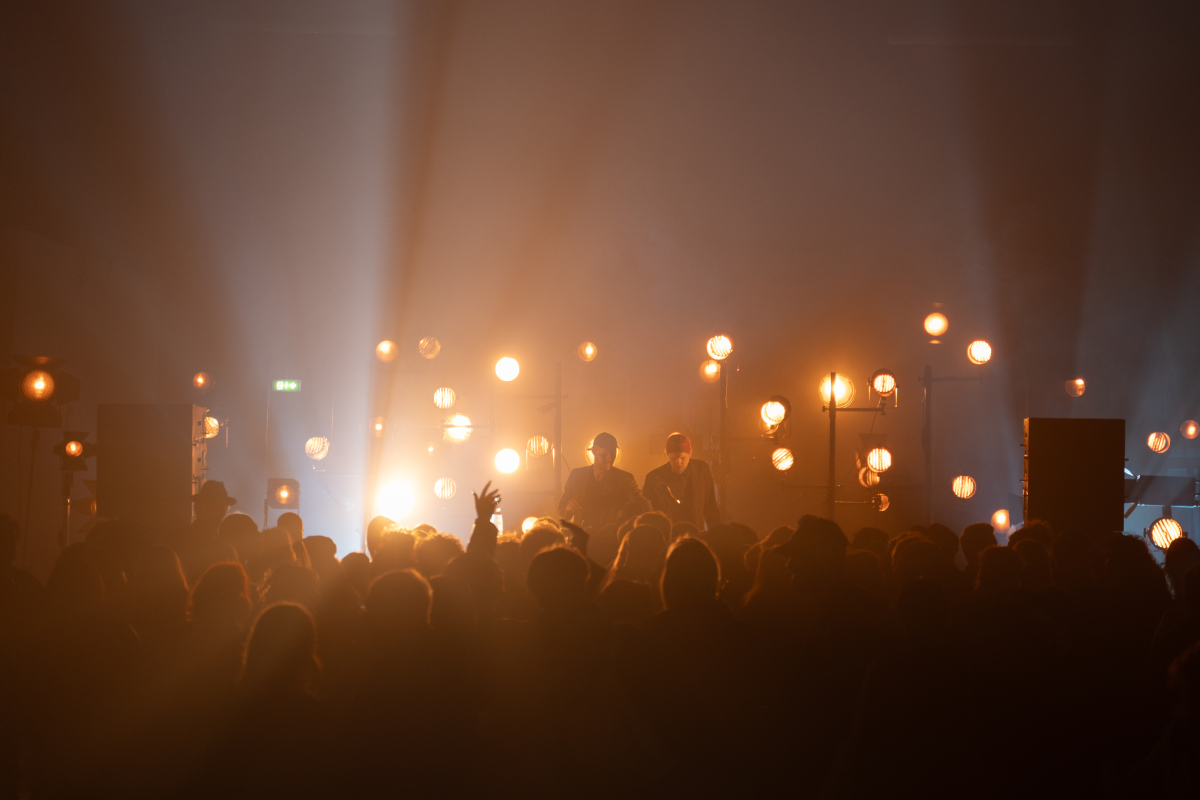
xmin=1181 ymin=420 xmax=1199 ymax=440
xmin=967 ymin=340 xmax=992 ymax=365
xmin=858 ymin=467 xmax=880 ymax=488
xmin=191 ymin=372 xmax=210 ymax=391
xmin=434 ymin=478 xmax=456 ymax=500
xmin=761 ymin=400 xmax=788 ymax=426
xmin=304 ymin=436 xmax=330 ymax=460
xmin=951 ymin=475 xmax=976 ymax=499
xmin=577 ymin=342 xmax=598 ymax=361
xmin=276 ymin=484 xmax=292 ymax=504
xmin=527 ymin=435 xmax=550 ymax=457
xmin=433 ymin=387 xmax=456 ymax=409
xmin=495 ymin=448 xmax=521 ymax=474
xmin=204 ymin=417 xmax=220 ymax=439
xmin=444 ymin=415 xmax=471 ymax=443
xmin=699 ymin=359 xmax=721 ymax=383
xmin=521 ymin=517 xmax=538 ymax=535
xmin=771 ymin=447 xmax=794 ymax=471
xmin=375 ymin=340 xmax=397 ymax=362
xmin=1148 ymin=432 xmax=1171 ymax=454
xmin=866 ymin=447 xmax=892 ymax=473
xmin=1149 ymin=518 xmax=1184 ymax=551
xmin=20 ymin=370 xmax=54 ymax=401
xmin=1066 ymin=378 xmax=1085 ymax=397
xmin=64 ymin=440 xmax=84 ymax=457
xmin=585 ymin=438 xmax=622 ymax=466
xmin=924 ymin=313 xmax=948 ymax=337
xmin=819 ymin=375 xmax=855 ymax=409
xmin=707 ymin=334 xmax=733 ymax=361
xmin=871 ymin=369 xmax=897 ymax=397
xmin=873 ymin=494 xmax=890 ymax=512
xmin=371 ymin=417 xmax=386 ymax=437
xmin=495 ymin=357 xmax=520 ymax=381
xmin=418 ymin=337 xmax=441 ymax=359
xmin=992 ymin=509 xmax=1010 ymax=531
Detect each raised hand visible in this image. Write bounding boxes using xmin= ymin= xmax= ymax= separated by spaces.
xmin=472 ymin=481 xmax=501 ymax=521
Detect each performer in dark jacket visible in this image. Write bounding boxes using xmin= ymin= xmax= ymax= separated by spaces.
xmin=558 ymin=432 xmax=650 ymax=533
xmin=642 ymin=433 xmax=720 ymax=530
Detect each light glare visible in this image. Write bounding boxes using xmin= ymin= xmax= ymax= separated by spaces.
xmin=65 ymin=440 xmax=83 ymax=457
xmin=871 ymin=370 xmax=897 ymax=397
xmin=819 ymin=375 xmax=855 ymax=408
xmin=433 ymin=387 xmax=456 ymax=409
xmin=924 ymin=313 xmax=948 ymax=337
xmin=434 ymin=478 xmax=456 ymax=500
xmin=495 ymin=357 xmax=520 ymax=381
xmin=577 ymin=342 xmax=598 ymax=361
xmin=1066 ymin=378 xmax=1086 ymax=397
xmin=1148 ymin=432 xmax=1170 ymax=453
xmin=761 ymin=401 xmax=787 ymax=426
xmin=1181 ymin=420 xmax=1198 ymax=440
xmin=967 ymin=340 xmax=992 ymax=365
xmin=527 ymin=435 xmax=550 ymax=457
xmin=699 ymin=360 xmax=721 ymax=383
xmin=418 ymin=337 xmax=441 ymax=359
xmin=376 ymin=340 xmax=397 ymax=362
xmin=374 ymin=479 xmax=416 ymax=521
xmin=992 ymin=509 xmax=1010 ymax=531
xmin=521 ymin=517 xmax=538 ymax=535
xmin=707 ymin=335 xmax=733 ymax=360
xmin=866 ymin=447 xmax=892 ymax=472
xmin=495 ymin=448 xmax=521 ymax=474
xmin=444 ymin=415 xmax=472 ymax=443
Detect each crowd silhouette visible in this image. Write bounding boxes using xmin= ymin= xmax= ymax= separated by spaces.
xmin=2 ymin=482 xmax=1200 ymax=798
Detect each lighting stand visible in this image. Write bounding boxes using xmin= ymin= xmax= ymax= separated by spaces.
xmin=822 ymin=371 xmax=889 ymax=521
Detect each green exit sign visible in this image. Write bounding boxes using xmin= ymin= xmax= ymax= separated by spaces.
xmin=274 ymin=380 xmax=301 ymax=392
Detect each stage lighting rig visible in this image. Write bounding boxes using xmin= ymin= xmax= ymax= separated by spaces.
xmin=1148 ymin=516 xmax=1184 ymax=550
xmin=5 ymin=356 xmax=80 ymax=428
xmin=819 ymin=370 xmax=898 ymax=520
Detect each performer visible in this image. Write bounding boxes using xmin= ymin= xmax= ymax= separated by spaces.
xmin=642 ymin=433 xmax=720 ymax=530
xmin=558 ymin=431 xmax=650 ymax=533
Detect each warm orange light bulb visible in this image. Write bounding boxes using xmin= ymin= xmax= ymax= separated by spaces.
xmin=65 ymin=440 xmax=83 ymax=457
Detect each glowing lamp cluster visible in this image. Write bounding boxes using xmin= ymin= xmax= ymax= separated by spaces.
xmin=871 ymin=369 xmax=897 ymax=397
xmin=1066 ymin=379 xmax=1086 ymax=397
xmin=577 ymin=342 xmax=598 ymax=362
xmin=699 ymin=360 xmax=721 ymax=383
xmin=771 ymin=447 xmax=794 ymax=471
xmin=1148 ymin=432 xmax=1171 ymax=454
xmin=967 ymin=340 xmax=992 ymax=365
xmin=204 ymin=417 xmax=220 ymax=439
xmin=434 ymin=478 xmax=456 ymax=500
xmin=866 ymin=447 xmax=892 ymax=473
xmin=304 ymin=436 xmax=330 ymax=461
xmin=444 ymin=415 xmax=471 ymax=443
xmin=707 ymin=335 xmax=733 ymax=360
xmin=819 ymin=375 xmax=855 ymax=409
xmin=924 ymin=313 xmax=948 ymax=337
xmin=527 ymin=435 xmax=551 ymax=457
xmin=433 ymin=387 xmax=456 ymax=409
xmin=191 ymin=372 xmax=210 ymax=391
xmin=418 ymin=337 xmax=441 ymax=359
xmin=495 ymin=357 xmax=520 ymax=382
xmin=1182 ymin=420 xmax=1199 ymax=440
xmin=951 ymin=475 xmax=976 ymax=499
xmin=375 ymin=340 xmax=397 ymax=362
xmin=1149 ymin=518 xmax=1184 ymax=551
xmin=495 ymin=448 xmax=521 ymax=474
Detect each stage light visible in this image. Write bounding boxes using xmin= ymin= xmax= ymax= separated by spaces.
xmin=445 ymin=415 xmax=471 ymax=443
xmin=992 ymin=509 xmax=1010 ymax=531
xmin=376 ymin=340 xmax=397 ymax=362
xmin=1148 ymin=432 xmax=1170 ymax=453
xmin=418 ymin=337 xmax=441 ymax=359
xmin=278 ymin=486 xmax=290 ymax=503
xmin=1066 ymin=378 xmax=1085 ymax=397
xmin=819 ymin=375 xmax=855 ymax=408
xmin=304 ymin=436 xmax=330 ymax=461
xmin=585 ymin=438 xmax=622 ymax=466
xmin=192 ymin=372 xmax=210 ymax=390
xmin=433 ymin=387 xmax=456 ymax=409
xmin=577 ymin=342 xmax=598 ymax=361
xmin=951 ymin=475 xmax=976 ymax=499
xmin=866 ymin=447 xmax=892 ymax=472
xmin=522 ymin=517 xmax=538 ymax=535
xmin=699 ymin=360 xmax=721 ymax=383
xmin=527 ymin=435 xmax=550 ymax=457
xmin=871 ymin=369 xmax=897 ymax=397
xmin=434 ymin=478 xmax=456 ymax=500
xmin=495 ymin=357 xmax=520 ymax=381
xmin=873 ymin=494 xmax=890 ymax=512
xmin=22 ymin=370 xmax=54 ymax=401
xmin=374 ymin=479 xmax=415 ymax=521
xmin=371 ymin=417 xmax=386 ymax=437
xmin=1181 ymin=420 xmax=1198 ymax=440
xmin=203 ymin=416 xmax=220 ymax=439
xmin=64 ymin=440 xmax=83 ymax=457
xmin=54 ymin=431 xmax=93 ymax=471
xmin=924 ymin=313 xmax=948 ymax=337
xmin=707 ymin=335 xmax=733 ymax=361
xmin=761 ymin=400 xmax=788 ymax=426
xmin=495 ymin=448 xmax=521 ymax=474
xmin=858 ymin=467 xmax=880 ymax=488
xmin=771 ymin=447 xmax=794 ymax=471
xmin=967 ymin=340 xmax=992 ymax=365
xmin=1149 ymin=518 xmax=1184 ymax=551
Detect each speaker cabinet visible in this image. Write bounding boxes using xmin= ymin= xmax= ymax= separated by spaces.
xmin=97 ymin=404 xmax=208 ymax=532
xmin=1023 ymin=417 xmax=1125 ymax=536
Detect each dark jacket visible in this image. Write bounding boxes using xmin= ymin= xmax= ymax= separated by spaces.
xmin=557 ymin=466 xmax=650 ymax=533
xmin=643 ymin=459 xmax=721 ymax=530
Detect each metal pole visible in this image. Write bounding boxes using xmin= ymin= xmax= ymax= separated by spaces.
xmin=827 ymin=371 xmax=837 ymax=519
xmin=922 ymin=364 xmax=933 ymax=525
xmin=718 ymin=363 xmax=729 ymax=521
xmin=554 ymin=361 xmax=563 ymax=497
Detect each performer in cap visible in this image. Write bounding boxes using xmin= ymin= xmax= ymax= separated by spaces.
xmin=558 ymin=431 xmax=650 ymax=534
xmin=642 ymin=433 xmax=720 ymax=530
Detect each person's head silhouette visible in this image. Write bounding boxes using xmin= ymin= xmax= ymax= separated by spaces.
xmin=661 ymin=537 xmax=720 ymax=611
xmin=192 ymin=481 xmax=237 ymax=528
xmin=527 ymin=546 xmax=590 ymax=611
xmin=241 ymin=602 xmax=320 ymax=695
